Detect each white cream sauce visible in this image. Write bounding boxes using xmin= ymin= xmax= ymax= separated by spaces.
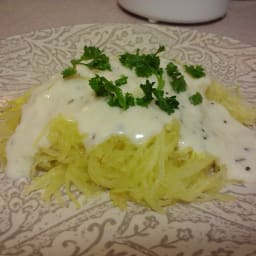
xmin=5 ymin=58 xmax=256 ymax=182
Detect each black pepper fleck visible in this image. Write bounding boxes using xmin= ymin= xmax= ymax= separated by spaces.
xmin=223 ymin=120 xmax=227 ymax=124
xmin=235 ymin=158 xmax=246 ymax=162
xmin=245 ymin=166 xmax=251 ymax=171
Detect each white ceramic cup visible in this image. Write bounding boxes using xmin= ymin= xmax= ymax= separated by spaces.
xmin=118 ymin=0 xmax=231 ymax=23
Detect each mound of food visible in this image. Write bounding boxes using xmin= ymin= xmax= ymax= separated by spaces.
xmin=0 ymin=46 xmax=255 ymax=211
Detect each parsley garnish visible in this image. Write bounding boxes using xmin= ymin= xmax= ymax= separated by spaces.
xmin=62 ymin=45 xmax=207 ymax=115
xmin=166 ymin=62 xmax=187 ymax=93
xmin=89 ymin=75 xmax=135 ymax=110
xmin=119 ymin=45 xmax=165 ymax=89
xmin=62 ymin=46 xmax=111 ymax=78
xmin=136 ymin=80 xmax=154 ymax=107
xmin=62 ymin=66 xmax=77 ymax=78
xmin=153 ymin=89 xmax=179 ymax=115
xmin=184 ymin=65 xmax=205 ymax=78
xmin=89 ymin=75 xmax=178 ymax=115
xmin=115 ymin=75 xmax=128 ymax=87
xmin=189 ymin=92 xmax=203 ymax=105
xmin=89 ymin=75 xmax=111 ymax=97
xmin=108 ymin=92 xmax=135 ymax=110
xmin=171 ymin=77 xmax=187 ymax=93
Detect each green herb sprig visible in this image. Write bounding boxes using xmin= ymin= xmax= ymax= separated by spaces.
xmin=89 ymin=75 xmax=134 ymax=110
xmin=189 ymin=92 xmax=203 ymax=105
xmin=119 ymin=45 xmax=165 ymax=89
xmin=136 ymin=80 xmax=154 ymax=107
xmin=184 ymin=65 xmax=205 ymax=78
xmin=153 ymin=89 xmax=179 ymax=115
xmin=89 ymin=75 xmax=179 ymax=115
xmin=62 ymin=46 xmax=111 ymax=78
xmin=166 ymin=62 xmax=187 ymax=93
xmin=62 ymin=45 xmax=206 ymax=114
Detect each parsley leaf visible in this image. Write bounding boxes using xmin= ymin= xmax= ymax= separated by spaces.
xmin=81 ymin=46 xmax=102 ymax=60
xmin=171 ymin=77 xmax=187 ymax=93
xmin=124 ymin=93 xmax=136 ymax=108
xmin=62 ymin=66 xmax=77 ymax=78
xmin=85 ymin=55 xmax=111 ymax=71
xmin=166 ymin=62 xmax=178 ymax=77
xmin=115 ymin=75 xmax=128 ymax=87
xmin=136 ymin=80 xmax=154 ymax=107
xmin=62 ymin=46 xmax=111 ymax=78
xmin=166 ymin=62 xmax=187 ymax=93
xmin=89 ymin=75 xmax=134 ymax=110
xmin=189 ymin=92 xmax=203 ymax=105
xmin=81 ymin=46 xmax=111 ymax=71
xmin=89 ymin=75 xmax=111 ymax=97
xmin=153 ymin=88 xmax=179 ymax=115
xmin=119 ymin=45 xmax=165 ymax=89
xmin=184 ymin=65 xmax=205 ymax=78
xmin=108 ymin=89 xmax=135 ymax=110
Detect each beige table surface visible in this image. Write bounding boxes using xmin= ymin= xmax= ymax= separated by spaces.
xmin=0 ymin=0 xmax=256 ymax=45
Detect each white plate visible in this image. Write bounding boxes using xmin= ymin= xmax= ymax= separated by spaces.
xmin=0 ymin=24 xmax=256 ymax=255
